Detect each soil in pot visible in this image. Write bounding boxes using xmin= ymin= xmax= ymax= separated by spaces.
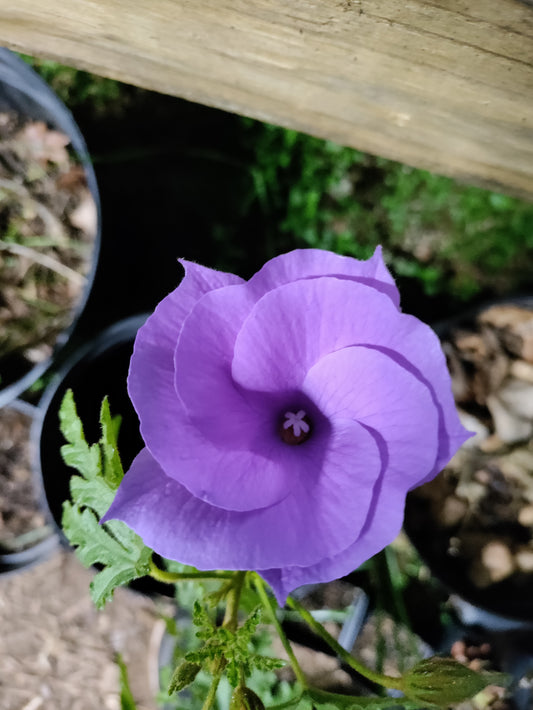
xmin=406 ymin=300 xmax=533 ymax=620
xmin=0 ymin=111 xmax=98 ymax=390
xmin=0 ymin=402 xmax=54 ymax=556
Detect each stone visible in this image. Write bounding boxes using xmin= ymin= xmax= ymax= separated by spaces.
xmin=436 ymin=495 xmax=468 ymax=527
xmin=510 ymin=359 xmax=533 ymax=384
xmin=518 ymin=504 xmax=533 ymax=527
xmin=480 ymin=541 xmax=515 ymax=583
xmin=497 ymin=378 xmax=533 ymax=420
xmin=486 ymin=393 xmax=533 ymax=444
xmin=515 ymin=547 xmax=533 ymax=573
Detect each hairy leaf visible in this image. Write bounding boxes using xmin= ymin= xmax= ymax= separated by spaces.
xmin=59 ymin=390 xmax=151 ymax=608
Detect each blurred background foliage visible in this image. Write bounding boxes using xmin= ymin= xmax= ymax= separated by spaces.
xmin=22 ymin=55 xmax=533 ymax=313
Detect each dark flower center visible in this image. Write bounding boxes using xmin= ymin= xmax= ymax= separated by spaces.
xmin=279 ymin=409 xmax=312 ymax=445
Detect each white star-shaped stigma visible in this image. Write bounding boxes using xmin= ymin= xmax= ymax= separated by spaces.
xmin=283 ymin=410 xmax=310 ymax=437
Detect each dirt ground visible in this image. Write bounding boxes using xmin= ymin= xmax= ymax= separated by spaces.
xmin=0 ymin=548 xmax=173 ymax=710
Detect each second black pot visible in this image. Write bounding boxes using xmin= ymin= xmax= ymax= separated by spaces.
xmin=35 ymin=314 xmax=147 ymax=537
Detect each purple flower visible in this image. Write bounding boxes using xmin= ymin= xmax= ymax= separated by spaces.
xmin=103 ymin=248 xmax=469 ymax=603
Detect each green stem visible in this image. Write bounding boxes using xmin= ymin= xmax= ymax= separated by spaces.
xmin=287 ymin=595 xmax=405 ymax=693
xmin=253 ymin=574 xmax=308 ymax=689
xmin=201 ymin=668 xmax=223 ymax=710
xmin=223 ymin=571 xmax=247 ymax=632
xmin=148 ymin=557 xmax=234 ymax=584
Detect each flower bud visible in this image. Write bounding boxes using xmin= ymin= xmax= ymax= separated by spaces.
xmin=168 ymin=660 xmax=201 ymax=695
xmin=229 ymin=687 xmax=265 ymax=710
xmin=403 ymin=656 xmax=509 ymax=707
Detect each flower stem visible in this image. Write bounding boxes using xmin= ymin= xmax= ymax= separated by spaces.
xmin=223 ymin=571 xmax=247 ymax=632
xmin=253 ymin=574 xmax=308 ymax=689
xmin=201 ymin=667 xmax=223 ymax=710
xmin=287 ymin=595 xmax=405 ymax=693
xmin=148 ymin=557 xmax=234 ymax=584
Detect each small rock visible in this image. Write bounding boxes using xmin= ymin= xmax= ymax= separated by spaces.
xmin=518 ymin=504 xmax=533 ymax=527
xmin=497 ymin=378 xmax=533 ymax=420
xmin=516 ymin=548 xmax=533 ymax=573
xmin=437 ymin=495 xmax=468 ymax=527
xmin=455 ymin=332 xmax=488 ymax=360
xmin=480 ymin=541 xmax=515 ymax=583
xmin=479 ymin=433 xmax=506 ymax=453
xmin=479 ymin=304 xmax=533 ymax=362
xmin=474 ymin=469 xmax=491 ymax=485
xmin=455 ymin=480 xmax=486 ymax=506
xmin=510 ymin=359 xmax=533 ymax=384
xmin=486 ymin=393 xmax=533 ymax=444
xmin=450 ymin=640 xmax=467 ymax=663
xmin=479 ymin=304 xmax=533 ymax=331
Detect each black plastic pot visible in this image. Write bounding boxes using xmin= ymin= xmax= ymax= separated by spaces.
xmin=0 ymin=49 xmax=101 ymax=407
xmin=0 ymin=399 xmax=59 ymax=574
xmin=34 ymin=314 xmax=147 ymax=536
xmin=34 ymin=314 xmax=174 ymax=597
xmin=405 ymin=296 xmax=533 ymax=623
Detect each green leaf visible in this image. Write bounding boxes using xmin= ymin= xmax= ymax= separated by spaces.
xmin=100 ymin=396 xmax=124 ymax=489
xmin=59 ymin=390 xmax=101 ymax=482
xmin=59 ymin=390 xmax=152 ymax=608
xmin=62 ymin=503 xmax=151 ymax=608
xmin=116 ymin=654 xmax=138 ymax=710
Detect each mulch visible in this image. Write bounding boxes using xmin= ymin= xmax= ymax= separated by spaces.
xmin=0 ymin=111 xmax=97 ymax=381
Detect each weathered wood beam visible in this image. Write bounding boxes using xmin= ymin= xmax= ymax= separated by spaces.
xmin=1 ymin=0 xmax=532 ymax=199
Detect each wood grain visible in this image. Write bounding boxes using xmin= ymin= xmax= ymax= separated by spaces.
xmin=0 ymin=0 xmax=532 ymax=198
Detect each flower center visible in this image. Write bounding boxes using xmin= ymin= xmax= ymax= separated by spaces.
xmin=280 ymin=409 xmax=312 ymax=445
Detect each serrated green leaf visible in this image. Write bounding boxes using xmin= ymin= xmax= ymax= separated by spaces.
xmin=61 ymin=441 xmax=101 ymax=480
xmin=59 ymin=392 xmax=153 ymax=608
xmin=62 ymin=502 xmax=151 ymax=608
xmin=69 ymin=473 xmax=115 ymax=517
xmin=251 ymin=656 xmax=284 ymax=672
xmin=99 ymin=396 xmax=124 ymax=489
xmin=241 ymin=606 xmax=262 ymax=636
xmin=59 ymin=390 xmax=101 ymax=480
xmin=59 ymin=389 xmax=84 ymax=442
xmin=90 ymin=557 xmax=150 ymax=608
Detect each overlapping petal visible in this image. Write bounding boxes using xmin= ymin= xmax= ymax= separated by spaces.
xmin=303 ymin=345 xmax=440 ymax=490
xmin=128 ymin=260 xmax=242 ymax=478
xmin=232 ymin=276 xmax=469 ymax=478
xmin=232 ymin=277 xmax=409 ymax=393
xmin=104 ymin=415 xmax=383 ymax=569
xmin=247 ymin=246 xmax=400 ymax=308
xmin=261 ymin=479 xmax=408 ymax=603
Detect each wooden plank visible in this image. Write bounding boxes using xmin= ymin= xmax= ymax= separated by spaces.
xmin=0 ymin=0 xmax=532 ymax=198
